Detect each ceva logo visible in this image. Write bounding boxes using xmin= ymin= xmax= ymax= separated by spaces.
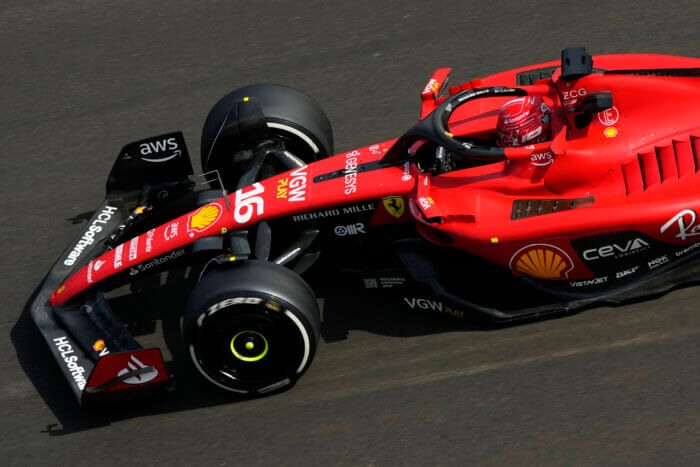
xmin=582 ymin=238 xmax=649 ymax=261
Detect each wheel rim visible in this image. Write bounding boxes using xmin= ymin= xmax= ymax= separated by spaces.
xmin=213 ymin=130 xmax=317 ymax=191
xmin=230 ymin=330 xmax=269 ymax=362
xmin=190 ymin=301 xmax=308 ymax=391
xmin=257 ymin=129 xmax=319 ymax=180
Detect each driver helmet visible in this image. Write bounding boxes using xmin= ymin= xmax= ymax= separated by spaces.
xmin=496 ymin=95 xmax=551 ymax=147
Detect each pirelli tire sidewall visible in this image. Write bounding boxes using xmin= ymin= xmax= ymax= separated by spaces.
xmin=184 ymin=260 xmax=320 ymax=394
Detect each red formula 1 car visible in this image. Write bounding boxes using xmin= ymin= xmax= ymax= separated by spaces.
xmin=31 ymin=48 xmax=700 ymax=402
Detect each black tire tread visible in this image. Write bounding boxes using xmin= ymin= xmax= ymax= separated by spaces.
xmin=201 ymin=83 xmax=334 ymax=174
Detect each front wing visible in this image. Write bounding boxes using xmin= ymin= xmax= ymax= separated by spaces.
xmin=30 ymin=198 xmax=171 ymax=404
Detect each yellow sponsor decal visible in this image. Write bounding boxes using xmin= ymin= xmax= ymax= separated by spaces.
xmin=604 ymin=127 xmax=618 ymax=138
xmin=188 ymin=203 xmax=222 ymax=232
xmin=382 ymin=197 xmax=405 ymax=218
xmin=93 ymin=340 xmax=105 ymax=351
xmin=444 ymin=305 xmax=464 ymax=319
xmin=509 ymin=244 xmax=573 ymax=279
xmin=276 ymin=178 xmax=289 ymax=199
xmin=56 ymin=285 xmax=65 ymax=295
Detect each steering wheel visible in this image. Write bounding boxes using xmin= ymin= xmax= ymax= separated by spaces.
xmin=381 ymin=87 xmax=529 ymax=164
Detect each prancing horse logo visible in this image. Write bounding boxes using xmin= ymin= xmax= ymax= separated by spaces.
xmin=382 ymin=197 xmax=405 ymax=218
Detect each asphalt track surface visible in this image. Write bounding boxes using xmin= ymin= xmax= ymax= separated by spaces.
xmin=2 ymin=1 xmax=699 ymax=465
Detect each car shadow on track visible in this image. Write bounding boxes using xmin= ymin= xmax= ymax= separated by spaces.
xmin=12 ymin=269 xmax=497 ymax=435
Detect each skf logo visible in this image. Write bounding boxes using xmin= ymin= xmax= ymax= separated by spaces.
xmin=382 ymin=197 xmax=405 ymax=218
xmin=509 ymin=244 xmax=574 ymax=279
xmin=188 ymin=203 xmax=222 ymax=233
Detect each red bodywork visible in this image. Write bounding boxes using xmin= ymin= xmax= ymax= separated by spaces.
xmin=52 ymin=53 xmax=700 ymax=305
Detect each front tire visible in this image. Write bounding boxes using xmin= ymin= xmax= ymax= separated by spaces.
xmin=201 ymin=83 xmax=334 ymax=189
xmin=184 ymin=261 xmax=320 ymax=394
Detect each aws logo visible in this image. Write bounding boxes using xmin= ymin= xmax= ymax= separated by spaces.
xmin=139 ymin=137 xmax=181 ymax=163
xmin=509 ymin=244 xmax=574 ymax=280
xmin=188 ymin=203 xmax=222 ymax=233
xmin=530 ymin=151 xmax=553 ymax=167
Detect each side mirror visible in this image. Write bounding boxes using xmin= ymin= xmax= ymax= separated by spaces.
xmin=581 ymin=92 xmax=613 ymax=115
xmin=571 ymin=92 xmax=614 ymax=128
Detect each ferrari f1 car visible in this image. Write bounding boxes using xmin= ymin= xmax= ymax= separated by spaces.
xmin=31 ymin=48 xmax=700 ymax=403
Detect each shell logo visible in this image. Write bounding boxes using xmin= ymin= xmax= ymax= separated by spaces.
xmin=603 ymin=127 xmax=618 ymax=138
xmin=188 ymin=203 xmax=222 ymax=233
xmin=509 ymin=243 xmax=574 ymax=280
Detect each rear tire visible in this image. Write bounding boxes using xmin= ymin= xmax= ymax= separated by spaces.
xmin=184 ymin=260 xmax=320 ymax=394
xmin=201 ymin=83 xmax=334 ymax=188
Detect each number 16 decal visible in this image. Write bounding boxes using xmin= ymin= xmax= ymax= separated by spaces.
xmin=234 ymin=183 xmax=265 ymax=224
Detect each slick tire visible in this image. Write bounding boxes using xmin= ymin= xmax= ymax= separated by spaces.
xmin=184 ymin=260 xmax=320 ymax=394
xmin=201 ymin=83 xmax=334 ymax=187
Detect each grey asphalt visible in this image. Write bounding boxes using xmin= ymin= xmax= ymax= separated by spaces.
xmin=2 ymin=0 xmax=699 ymax=465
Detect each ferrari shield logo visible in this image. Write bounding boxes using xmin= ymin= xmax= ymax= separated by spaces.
xmin=382 ymin=197 xmax=405 ymax=218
